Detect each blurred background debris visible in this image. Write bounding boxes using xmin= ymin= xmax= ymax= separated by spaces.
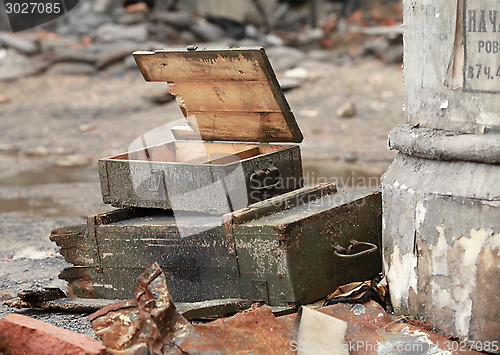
xmin=0 ymin=0 xmax=403 ymax=81
xmin=0 ymin=0 xmax=404 ymax=334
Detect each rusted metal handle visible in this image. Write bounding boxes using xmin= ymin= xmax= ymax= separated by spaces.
xmin=249 ymin=166 xmax=281 ymax=190
xmin=333 ymin=240 xmax=378 ymax=259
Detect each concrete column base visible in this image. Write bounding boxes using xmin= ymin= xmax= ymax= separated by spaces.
xmin=382 ymin=153 xmax=500 ymax=348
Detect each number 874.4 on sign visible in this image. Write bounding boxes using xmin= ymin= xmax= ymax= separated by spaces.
xmin=467 ymin=64 xmax=500 ymax=80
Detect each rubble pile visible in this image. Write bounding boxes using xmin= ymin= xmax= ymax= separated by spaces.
xmin=0 ymin=264 xmax=483 ymax=354
xmin=0 ymin=1 xmax=403 ymax=81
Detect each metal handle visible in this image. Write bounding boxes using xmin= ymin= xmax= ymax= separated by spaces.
xmin=333 ymin=240 xmax=378 ymax=258
xmin=249 ymin=166 xmax=281 ymax=190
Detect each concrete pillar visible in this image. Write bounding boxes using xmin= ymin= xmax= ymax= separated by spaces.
xmin=382 ymin=0 xmax=500 ymax=349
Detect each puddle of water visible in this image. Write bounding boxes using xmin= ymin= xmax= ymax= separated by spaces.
xmin=302 ymin=160 xmax=382 ymax=190
xmin=0 ymin=165 xmax=98 ymax=186
xmin=0 ymin=196 xmax=70 ymax=217
xmin=0 ymin=160 xmax=382 ymax=216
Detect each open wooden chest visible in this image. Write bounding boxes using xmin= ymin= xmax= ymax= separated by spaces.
xmin=98 ymin=47 xmax=304 ymax=214
xmin=51 ymin=184 xmax=382 ymax=306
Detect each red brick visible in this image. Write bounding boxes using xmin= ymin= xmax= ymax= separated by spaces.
xmin=0 ymin=314 xmax=107 ymax=355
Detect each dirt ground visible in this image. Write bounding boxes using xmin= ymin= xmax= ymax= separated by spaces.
xmin=0 ymin=55 xmax=404 ymax=333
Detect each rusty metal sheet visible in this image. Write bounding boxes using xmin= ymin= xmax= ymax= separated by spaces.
xmin=277 ymin=301 xmax=482 ymax=355
xmin=89 ymin=263 xmax=480 ymax=354
xmin=323 ymin=278 xmax=389 ymax=307
xmin=89 ymin=263 xmax=292 ymax=354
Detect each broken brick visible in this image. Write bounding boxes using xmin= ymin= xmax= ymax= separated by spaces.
xmin=0 ymin=313 xmax=106 ymax=355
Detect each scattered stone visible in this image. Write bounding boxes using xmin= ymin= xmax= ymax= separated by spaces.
xmin=265 ymin=46 xmax=306 ymax=72
xmin=0 ymin=143 xmax=18 ymax=154
xmin=62 ymin=13 xmax=114 ymax=37
xmin=79 ymin=123 xmax=97 ymax=132
xmin=336 ymin=101 xmax=356 ymax=118
xmin=123 ymin=55 xmax=138 ymax=70
xmin=190 ymin=19 xmax=225 ymax=42
xmin=284 ymin=67 xmax=308 ymax=81
xmin=357 ymin=37 xmax=390 ymax=59
xmin=381 ymin=43 xmax=403 ymax=64
xmin=124 ymin=1 xmax=150 ymax=13
xmin=278 ymin=77 xmax=302 ymax=91
xmin=0 ymin=289 xmax=16 ymax=300
xmin=0 ymin=49 xmax=48 ymax=81
xmin=12 ymin=247 xmax=57 ymax=260
xmin=47 ymin=63 xmax=96 ymax=76
xmin=296 ymin=28 xmax=324 ymax=45
xmin=344 ymin=153 xmax=359 ymax=163
xmin=24 ymin=146 xmax=49 ymax=157
xmin=94 ymin=41 xmax=141 ymax=69
xmin=299 ymin=108 xmax=319 ymax=117
xmin=179 ymin=30 xmax=198 ymax=44
xmin=0 ymin=95 xmax=11 ymax=104
xmin=39 ymin=36 xmax=82 ymax=53
xmin=117 ymin=10 xmax=148 ymax=25
xmin=53 ymin=147 xmax=75 ymax=155
xmin=0 ymin=314 xmax=107 ymax=355
xmin=95 ymin=23 xmax=148 ymax=43
xmin=0 ymin=32 xmax=39 ymax=55
xmin=299 ymin=59 xmax=339 ymax=71
xmin=102 ymin=61 xmax=127 ymax=76
xmin=152 ymin=11 xmax=193 ymax=30
xmin=307 ymin=49 xmax=334 ymax=62
xmin=264 ymin=33 xmax=284 ymax=47
xmin=50 ymin=47 xmax=96 ymax=65
xmin=56 ymin=155 xmax=91 ymax=167
xmin=143 ymin=91 xmax=176 ymax=105
xmin=0 ymin=5 xmax=403 ymax=81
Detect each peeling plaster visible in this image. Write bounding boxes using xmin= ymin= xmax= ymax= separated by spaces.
xmin=457 ymin=229 xmax=490 ymax=266
xmin=386 ymin=245 xmax=418 ymax=311
xmin=430 ymin=281 xmax=452 ymax=309
xmin=415 ymin=202 xmax=427 ymax=230
xmin=430 ymin=226 xmax=449 ymax=276
xmin=426 ymin=228 xmax=498 ymax=338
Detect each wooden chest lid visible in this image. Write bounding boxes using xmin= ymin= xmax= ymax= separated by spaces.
xmin=133 ymin=47 xmax=303 ymax=143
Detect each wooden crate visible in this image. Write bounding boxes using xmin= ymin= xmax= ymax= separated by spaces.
xmin=51 ymin=184 xmax=382 ymax=305
xmin=99 ymin=48 xmax=304 ymax=215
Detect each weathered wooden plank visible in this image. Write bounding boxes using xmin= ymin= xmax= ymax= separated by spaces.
xmin=60 ymin=266 xmax=242 ymax=301
xmin=173 ymin=141 xmax=262 ymax=163
xmin=57 ymin=248 xmax=95 ymax=267
xmin=223 ymin=183 xmax=337 ymax=226
xmin=101 ymin=144 xmax=302 ymax=214
xmin=119 ymin=142 xmax=275 ymax=163
xmin=132 ymin=48 xmax=303 ymax=143
xmin=184 ymin=112 xmax=295 ymax=143
xmin=185 ymin=147 xmax=260 ymax=164
xmin=95 ymin=226 xmax=234 ymax=269
xmin=168 ymin=81 xmax=280 ymax=112
xmin=206 ymin=147 xmax=260 ymax=165
xmin=50 ymin=225 xmax=95 ymax=266
xmin=94 ymin=208 xmax=146 ymax=225
xmin=134 ymin=50 xmax=268 ymax=82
